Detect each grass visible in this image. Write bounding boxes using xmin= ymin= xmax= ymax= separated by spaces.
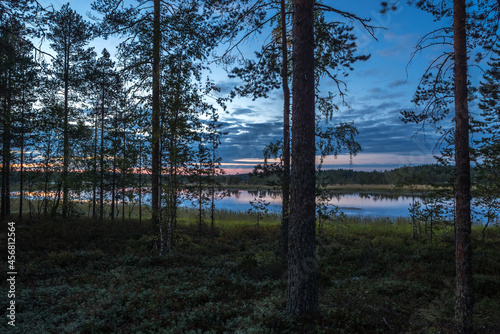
xmin=1 ymin=211 xmax=499 ymax=333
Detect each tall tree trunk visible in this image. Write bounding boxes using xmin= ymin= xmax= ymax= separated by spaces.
xmin=287 ymin=0 xmax=318 ymax=317
xmin=198 ymin=145 xmax=203 ymax=242
xmin=111 ymin=143 xmax=116 ymax=220
xmin=62 ymin=49 xmax=70 ymax=218
xmin=93 ymin=111 xmax=98 ymax=219
xmin=1 ymin=74 xmax=11 ymax=220
xmin=99 ymin=84 xmax=105 ymax=221
xmin=139 ymin=138 xmax=142 ymax=224
xmin=151 ymin=0 xmax=161 ymax=232
xmin=122 ymin=127 xmax=126 ymax=224
xmin=210 ymin=139 xmax=216 ymax=242
xmin=19 ymin=99 xmax=24 ymax=220
xmin=211 ymin=176 xmax=215 ymax=242
xmin=453 ymin=0 xmax=473 ymax=332
xmin=280 ymin=0 xmax=291 ymax=264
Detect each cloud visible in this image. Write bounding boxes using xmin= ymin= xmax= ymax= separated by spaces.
xmin=320 ymin=153 xmax=437 ymax=170
xmin=231 ymin=107 xmax=255 ymax=116
xmin=388 ymin=79 xmax=408 ymax=88
xmin=214 ymin=79 xmax=239 ymax=95
xmin=218 ymin=120 xmax=284 ymax=161
xmin=377 ymin=32 xmax=419 ymax=59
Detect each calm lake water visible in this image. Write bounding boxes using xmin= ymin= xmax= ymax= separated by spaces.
xmin=17 ymin=189 xmax=416 ymax=218
xmin=184 ymin=190 xmax=414 ymax=218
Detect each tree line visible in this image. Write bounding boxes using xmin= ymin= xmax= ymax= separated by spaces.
xmin=225 ymin=164 xmax=456 ymax=186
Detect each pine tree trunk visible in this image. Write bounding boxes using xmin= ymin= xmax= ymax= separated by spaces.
xmin=122 ymin=125 xmax=126 ymax=224
xmin=139 ymin=139 xmax=142 ymax=224
xmin=453 ymin=0 xmax=474 ymax=332
xmin=111 ymin=146 xmax=116 ymax=220
xmin=62 ymin=48 xmax=70 ymax=218
xmin=1 ymin=76 xmax=11 ymax=220
xmin=19 ymin=111 xmax=24 ymax=220
xmin=280 ymin=0 xmax=291 ymax=264
xmin=93 ymin=112 xmax=98 ymax=219
xmin=287 ymin=0 xmax=318 ymax=317
xmin=151 ymin=0 xmax=161 ymax=231
xmin=99 ymin=82 xmax=105 ymax=221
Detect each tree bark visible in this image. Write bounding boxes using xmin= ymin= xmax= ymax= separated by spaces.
xmin=151 ymin=0 xmax=161 ymax=232
xmin=1 ymin=71 xmax=11 ymax=220
xmin=62 ymin=44 xmax=70 ymax=218
xmin=287 ymin=0 xmax=318 ymax=317
xmin=139 ymin=138 xmax=142 ymax=224
xmin=111 ymin=146 xmax=116 ymax=220
xmin=280 ymin=0 xmax=291 ymax=264
xmin=93 ymin=111 xmax=98 ymax=219
xmin=19 ymin=92 xmax=25 ymax=220
xmin=99 ymin=74 xmax=105 ymax=221
xmin=453 ymin=0 xmax=474 ymax=332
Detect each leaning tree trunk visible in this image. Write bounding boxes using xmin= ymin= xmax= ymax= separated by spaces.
xmin=286 ymin=0 xmax=318 ymax=317
xmin=453 ymin=0 xmax=474 ymax=332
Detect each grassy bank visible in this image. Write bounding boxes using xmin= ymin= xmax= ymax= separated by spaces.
xmin=1 ymin=212 xmax=499 ymax=333
xmin=220 ymin=183 xmax=435 ymax=195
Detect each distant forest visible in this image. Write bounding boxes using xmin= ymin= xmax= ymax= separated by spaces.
xmin=219 ymin=164 xmax=456 ymax=186
xmin=6 ymin=163 xmax=454 ymax=187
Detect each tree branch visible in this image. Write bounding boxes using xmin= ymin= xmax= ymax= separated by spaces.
xmin=314 ymin=3 xmax=379 ymax=40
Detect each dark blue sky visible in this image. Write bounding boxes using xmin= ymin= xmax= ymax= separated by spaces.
xmin=213 ymin=1 xmax=455 ymax=172
xmin=49 ymin=1 xmax=478 ymax=173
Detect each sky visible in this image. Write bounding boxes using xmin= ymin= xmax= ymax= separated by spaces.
xmin=40 ymin=0 xmax=468 ymax=174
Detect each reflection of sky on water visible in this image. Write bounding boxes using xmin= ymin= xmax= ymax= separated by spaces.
xmin=327 ymin=193 xmax=413 ymax=217
xmin=213 ymin=190 xmax=413 ymax=218
xmin=18 ymin=189 xmax=414 ymax=218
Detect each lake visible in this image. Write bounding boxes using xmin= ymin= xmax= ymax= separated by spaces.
xmin=183 ymin=190 xmax=414 ymax=218
xmin=15 ymin=188 xmax=420 ymax=218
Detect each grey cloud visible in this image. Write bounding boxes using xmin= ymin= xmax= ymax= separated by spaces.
xmin=231 ymin=107 xmax=255 ymax=116
xmin=388 ymin=79 xmax=408 ymax=88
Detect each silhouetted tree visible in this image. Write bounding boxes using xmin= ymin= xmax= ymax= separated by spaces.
xmin=287 ymin=0 xmax=318 ymax=317
xmin=47 ymin=3 xmax=93 ymax=218
xmin=0 ymin=17 xmax=38 ymax=220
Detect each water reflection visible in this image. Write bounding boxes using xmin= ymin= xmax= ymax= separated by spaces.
xmin=15 ymin=188 xmax=415 ymax=218
xmin=212 ymin=190 xmax=413 ymax=218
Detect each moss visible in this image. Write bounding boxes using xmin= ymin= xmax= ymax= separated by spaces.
xmin=3 ymin=213 xmax=499 ymax=333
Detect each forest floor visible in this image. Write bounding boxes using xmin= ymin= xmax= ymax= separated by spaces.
xmin=1 ymin=211 xmax=499 ymax=333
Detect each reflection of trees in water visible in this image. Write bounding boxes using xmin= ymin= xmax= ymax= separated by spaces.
xmin=225 ymin=190 xmax=408 ymax=202
xmin=248 ymin=190 xmax=259 ymax=197
xmin=267 ymin=190 xmax=281 ymax=200
xmin=353 ymin=193 xmax=400 ymax=201
xmin=228 ymin=189 xmax=241 ymax=198
xmin=245 ymin=189 xmax=281 ymax=199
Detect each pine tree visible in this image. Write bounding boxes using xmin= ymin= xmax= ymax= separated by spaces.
xmin=0 ymin=17 xmax=38 ymax=220
xmin=393 ymin=0 xmax=500 ymax=331
xmin=93 ymin=0 xmax=222 ymax=253
xmin=84 ymin=49 xmax=122 ymax=220
xmin=47 ymin=3 xmax=93 ymax=218
xmin=286 ymin=0 xmax=318 ymax=317
xmin=475 ymin=44 xmax=500 ymax=239
xmin=224 ymin=0 xmax=370 ymax=262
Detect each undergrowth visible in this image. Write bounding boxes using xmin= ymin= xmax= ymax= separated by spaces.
xmin=1 ymin=212 xmax=499 ymax=333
